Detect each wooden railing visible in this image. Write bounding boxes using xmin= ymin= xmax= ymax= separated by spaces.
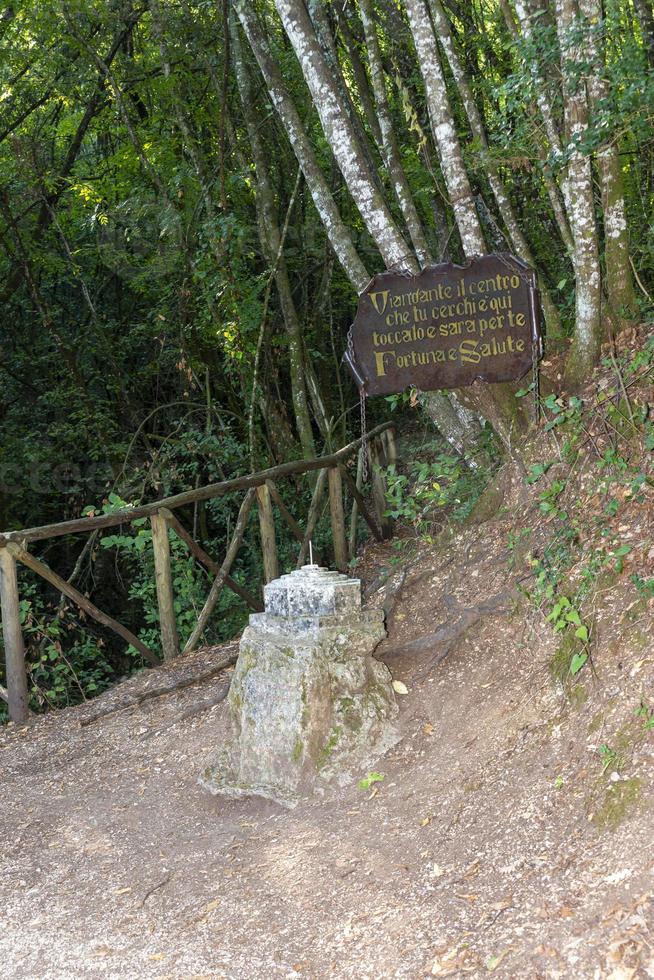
xmin=0 ymin=423 xmax=397 ymax=723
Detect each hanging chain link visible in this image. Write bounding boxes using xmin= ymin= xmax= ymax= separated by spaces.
xmin=360 ymin=386 xmax=369 ymax=482
xmin=532 ymin=337 xmax=541 ymax=423
xmin=495 ymin=252 xmax=544 ymax=424
xmin=347 ymin=324 xmax=370 ymax=482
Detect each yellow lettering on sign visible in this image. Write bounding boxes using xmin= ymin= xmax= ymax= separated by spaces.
xmin=374 ymin=350 xmax=395 ymax=377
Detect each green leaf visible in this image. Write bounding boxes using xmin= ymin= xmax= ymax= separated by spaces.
xmin=569 ymin=652 xmax=588 ymax=675
xmin=358 ymin=771 xmax=385 ymax=790
xmin=565 ymin=609 xmax=582 ymax=627
xmin=574 ymin=625 xmax=589 ymax=642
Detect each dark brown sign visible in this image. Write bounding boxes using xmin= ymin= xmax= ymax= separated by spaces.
xmin=344 ymin=253 xmax=541 ymax=396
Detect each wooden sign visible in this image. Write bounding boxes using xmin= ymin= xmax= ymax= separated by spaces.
xmin=344 ymin=253 xmax=541 ymax=396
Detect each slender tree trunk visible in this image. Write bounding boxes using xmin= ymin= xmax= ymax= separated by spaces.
xmin=554 ymin=0 xmax=603 ymax=384
xmin=422 ymin=392 xmax=485 ymax=460
xmin=633 ymin=0 xmax=654 ymax=68
xmin=234 ymin=0 xmax=370 ymax=292
xmin=231 ymin=15 xmax=316 ymax=460
xmin=359 ymin=0 xmax=433 ymax=266
xmin=333 ymin=7 xmax=383 ymax=148
xmin=404 ymin=0 xmax=531 ymax=445
xmin=306 ymin=0 xmax=382 ymax=185
xmin=404 ymin=0 xmax=486 ymax=256
xmin=498 ymin=1 xmax=574 ymax=257
xmin=427 ymin=0 xmax=563 ymax=344
xmin=273 ymin=0 xmax=419 ymax=273
xmin=513 ymin=0 xmax=569 ymax=190
xmin=579 ymin=0 xmax=636 ymax=326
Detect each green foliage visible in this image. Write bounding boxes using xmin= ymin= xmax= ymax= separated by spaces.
xmin=599 ymin=743 xmax=622 ymax=774
xmin=358 ymin=771 xmax=385 ymax=791
xmin=635 ymin=702 xmax=654 ymax=732
xmin=2 ymin=0 xmax=654 ymax=720
xmin=0 ymin=579 xmax=127 ymax=723
xmin=98 ymin=496 xmax=251 ymax=653
xmin=383 ymin=446 xmax=494 ymax=531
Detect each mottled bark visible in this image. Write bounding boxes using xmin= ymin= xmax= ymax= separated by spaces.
xmin=404 ymin=0 xmax=486 ymax=256
xmin=359 ymin=0 xmax=433 ymax=266
xmin=333 ymin=7 xmax=383 ymax=147
xmin=428 ymin=0 xmax=563 ymax=343
xmin=554 ymin=0 xmax=603 ymax=384
xmin=579 ymin=0 xmax=636 ymax=326
xmin=233 ymin=0 xmax=369 ymax=292
xmin=232 ymin=16 xmax=316 ymax=461
xmin=513 ymin=1 xmax=567 ymax=183
xmin=633 ymin=0 xmax=654 ymax=68
xmin=306 ymin=0 xmax=380 ymax=183
xmin=499 ymin=1 xmax=574 ymax=258
xmin=422 ymin=391 xmax=484 ymax=460
xmin=273 ymin=0 xmax=418 ymax=273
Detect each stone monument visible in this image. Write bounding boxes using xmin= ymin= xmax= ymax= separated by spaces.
xmin=199 ymin=564 xmax=398 ymax=806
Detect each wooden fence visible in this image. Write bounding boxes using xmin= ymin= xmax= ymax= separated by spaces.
xmin=0 ymin=423 xmax=397 ymax=723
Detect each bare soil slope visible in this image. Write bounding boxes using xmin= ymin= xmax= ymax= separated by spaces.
xmin=2 ymin=499 xmax=653 ymax=979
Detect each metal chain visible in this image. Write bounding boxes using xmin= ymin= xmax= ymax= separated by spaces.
xmin=346 ymin=323 xmax=354 ymax=359
xmin=347 ymin=323 xmax=370 ymax=482
xmin=532 ymin=337 xmax=541 ymax=423
xmin=360 ymin=386 xmax=369 ymax=482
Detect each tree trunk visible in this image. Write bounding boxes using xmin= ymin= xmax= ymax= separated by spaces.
xmin=404 ymin=0 xmax=486 ymax=256
xmin=427 ymin=0 xmax=563 ymax=344
xmin=234 ymin=0 xmax=370 ymax=292
xmin=554 ymin=0 xmax=603 ymax=385
xmin=633 ymin=0 xmax=654 ymax=69
xmin=579 ymin=0 xmax=636 ymax=327
xmin=273 ymin=0 xmax=419 ymax=273
xmin=359 ymin=0 xmax=433 ymax=266
xmin=231 ymin=15 xmax=316 ymax=460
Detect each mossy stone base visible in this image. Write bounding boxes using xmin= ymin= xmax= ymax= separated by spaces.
xmin=199 ymin=609 xmax=399 ymax=807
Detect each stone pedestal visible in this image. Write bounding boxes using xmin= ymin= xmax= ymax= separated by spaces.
xmin=199 ymin=565 xmax=398 ymax=806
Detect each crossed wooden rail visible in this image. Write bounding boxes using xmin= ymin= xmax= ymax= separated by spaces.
xmin=0 ymin=423 xmax=397 ymax=723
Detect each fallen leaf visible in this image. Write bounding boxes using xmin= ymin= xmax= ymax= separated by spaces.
xmin=431 ymin=946 xmax=480 ymax=975
xmin=464 ymin=859 xmax=481 ymax=879
xmin=392 ymin=680 xmax=409 ymax=695
xmin=204 ymin=899 xmax=220 ymax=913
xmin=149 ymin=953 xmax=166 ymax=961
xmin=489 ymin=895 xmax=513 ymax=912
xmin=423 ymin=722 xmax=434 ymax=735
xmin=113 ymin=887 xmax=132 ymax=895
xmin=607 ymin=968 xmax=637 ymax=980
xmin=487 ymin=947 xmax=515 ymax=971
xmin=420 ymin=816 xmax=432 ymax=827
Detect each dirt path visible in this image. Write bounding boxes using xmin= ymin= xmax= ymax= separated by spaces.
xmin=1 ymin=517 xmax=653 ymax=979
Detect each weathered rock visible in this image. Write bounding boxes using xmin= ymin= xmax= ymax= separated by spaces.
xmin=199 ymin=565 xmax=398 ymax=806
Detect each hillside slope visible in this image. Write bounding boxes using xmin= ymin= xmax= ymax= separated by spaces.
xmin=2 ymin=332 xmax=654 ymax=978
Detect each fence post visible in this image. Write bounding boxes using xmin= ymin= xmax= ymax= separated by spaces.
xmin=382 ymin=426 xmax=398 ymax=466
xmin=348 ymin=448 xmax=364 ymax=560
xmin=296 ymin=468 xmax=328 ymax=568
xmin=371 ymin=439 xmax=393 ymax=540
xmin=0 ymin=546 xmax=29 ymax=723
xmin=328 ymin=467 xmax=348 ymax=573
xmin=256 ymin=483 xmax=279 ymax=583
xmin=151 ymin=511 xmax=179 ymax=661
